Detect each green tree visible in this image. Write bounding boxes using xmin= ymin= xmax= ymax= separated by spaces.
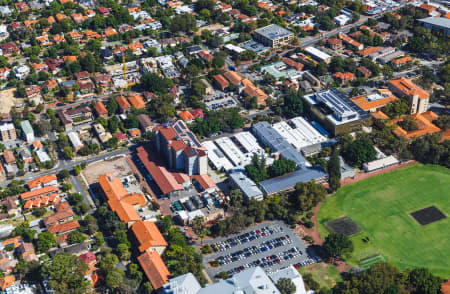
xmin=73 ymin=165 xmax=82 ymax=175
xmin=341 ymin=135 xmax=376 ymax=167
xmin=323 ymin=233 xmax=353 ymax=260
xmin=57 ymin=169 xmax=70 ymax=180
xmin=327 ymin=149 xmax=341 ymax=191
xmin=106 ymin=98 xmax=119 ymax=115
xmin=63 ymin=147 xmax=74 ymax=159
xmin=67 ymin=231 xmax=86 ymax=244
xmin=229 ymin=189 xmax=243 ymax=207
xmin=41 ymin=253 xmax=89 ymax=293
xmin=32 ymin=207 xmax=47 ymax=217
xmin=276 ymin=278 xmax=296 ymax=294
xmin=36 ymin=232 xmax=57 ymax=253
xmin=190 ymin=216 xmax=208 ymax=244
xmin=283 ymin=91 xmax=303 ymax=118
xmin=117 ymin=243 xmax=131 ymax=261
xmin=105 ymin=268 xmax=124 ymax=290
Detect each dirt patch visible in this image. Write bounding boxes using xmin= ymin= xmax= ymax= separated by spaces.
xmin=0 ymin=88 xmax=24 ymax=115
xmin=83 ymin=156 xmax=134 ymax=184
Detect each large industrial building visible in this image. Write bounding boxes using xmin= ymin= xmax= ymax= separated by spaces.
xmin=253 ymin=24 xmax=294 ymax=49
xmin=302 ymin=89 xmax=371 ymax=135
xmin=252 ymin=121 xmax=307 ymax=167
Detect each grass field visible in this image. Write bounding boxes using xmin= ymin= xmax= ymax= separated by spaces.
xmin=317 ymin=163 xmax=450 ymax=277
xmin=298 ymin=263 xmax=342 ymax=289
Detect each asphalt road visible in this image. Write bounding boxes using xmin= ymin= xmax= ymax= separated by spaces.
xmin=202 ymin=221 xmax=319 ymax=280
xmin=70 ymin=174 xmax=95 ymax=210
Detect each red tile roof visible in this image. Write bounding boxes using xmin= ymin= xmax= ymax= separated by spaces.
xmin=95 ymin=101 xmax=108 ymax=116
xmin=137 ymin=251 xmax=170 ymax=290
xmin=131 ymin=221 xmax=167 ymax=252
xmin=20 ymin=186 xmax=58 ymax=201
xmin=27 ymin=174 xmax=57 ymax=189
xmin=136 ymin=146 xmax=183 ymax=195
xmin=116 ymin=96 xmax=131 ymax=109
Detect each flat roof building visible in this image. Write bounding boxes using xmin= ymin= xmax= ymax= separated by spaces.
xmin=203 ymin=141 xmax=234 ymax=172
xmin=229 ymin=172 xmax=263 ymax=202
xmin=253 ymin=24 xmax=294 ymax=49
xmin=20 ymin=120 xmax=34 ymax=143
xmin=260 ymin=166 xmax=327 ymax=195
xmin=272 ymin=117 xmax=328 ymax=151
xmin=302 ymin=89 xmax=371 ymax=135
xmin=418 ymin=17 xmax=450 ymax=36
xmin=304 ymin=46 xmax=332 ymax=63
xmin=252 ymin=122 xmax=307 ymax=167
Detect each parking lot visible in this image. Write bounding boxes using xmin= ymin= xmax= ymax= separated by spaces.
xmin=203 ymin=222 xmax=320 ymax=279
xmin=204 ymin=92 xmax=239 ymax=111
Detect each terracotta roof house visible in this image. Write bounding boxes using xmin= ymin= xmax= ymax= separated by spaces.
xmin=333 ymin=72 xmax=355 ymax=83
xmin=42 ymin=207 xmax=74 ymax=227
xmin=128 ymin=95 xmax=146 ymax=109
xmin=27 ymin=174 xmax=57 ymax=190
xmin=98 ymin=174 xmax=146 ymax=226
xmin=179 ymin=111 xmax=195 ymax=122
xmin=391 ymin=56 xmax=412 ymax=67
xmin=137 ymin=251 xmax=170 ymax=290
xmin=48 ymin=220 xmax=80 ymax=235
xmin=131 ymin=221 xmax=167 ymax=254
xmin=20 ymin=185 xmax=58 ymax=201
xmin=116 ymin=96 xmax=131 ymax=113
xmin=190 ymin=108 xmax=204 ymax=119
xmin=95 ymin=101 xmax=108 ymax=118
xmin=213 ymin=74 xmax=229 ymax=91
xmin=224 ymin=71 xmax=243 ymax=86
xmin=325 ymin=38 xmax=343 ymax=50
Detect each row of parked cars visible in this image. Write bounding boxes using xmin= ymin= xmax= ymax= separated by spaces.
xmin=226 ymin=246 xmax=303 ymax=276
xmin=216 ymin=235 xmax=292 ymax=266
xmin=211 ymin=225 xmax=283 ymax=252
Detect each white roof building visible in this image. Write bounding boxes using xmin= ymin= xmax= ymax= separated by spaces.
xmin=203 ymin=141 xmax=234 ymax=172
xmin=67 ymin=131 xmax=83 ymax=149
xmin=304 ymin=46 xmax=332 ymax=63
xmin=273 ymin=118 xmax=327 ymax=151
xmin=269 ymin=266 xmax=307 ymax=294
xmin=363 ymin=155 xmax=399 ymax=172
xmin=36 ymin=149 xmax=51 ymax=163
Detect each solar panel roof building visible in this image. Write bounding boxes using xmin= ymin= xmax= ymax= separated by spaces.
xmin=252 ymin=121 xmax=307 ymax=167
xmin=260 ymin=166 xmax=327 ymax=195
xmin=303 ymin=89 xmax=371 ymax=135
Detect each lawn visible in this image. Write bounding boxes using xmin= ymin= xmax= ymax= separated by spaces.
xmin=298 ymin=262 xmax=342 ymax=289
xmin=317 ymin=163 xmax=450 ymax=278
